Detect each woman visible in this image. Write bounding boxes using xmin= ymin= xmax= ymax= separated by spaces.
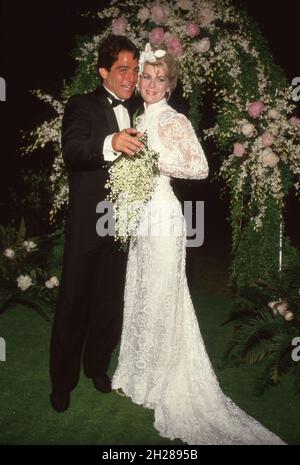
xmin=112 ymin=44 xmax=285 ymax=445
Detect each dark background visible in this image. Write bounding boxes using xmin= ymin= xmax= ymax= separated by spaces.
xmin=0 ymin=0 xmax=299 ymax=244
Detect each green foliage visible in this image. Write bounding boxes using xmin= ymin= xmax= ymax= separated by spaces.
xmin=222 ymin=260 xmax=300 ymax=395
xmin=188 ymin=83 xmax=203 ymax=132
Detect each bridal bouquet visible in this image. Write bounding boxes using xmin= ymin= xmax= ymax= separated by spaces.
xmin=105 ymin=132 xmax=160 ymax=248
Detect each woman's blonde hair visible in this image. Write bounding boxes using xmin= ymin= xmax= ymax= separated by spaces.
xmin=144 ymin=44 xmax=179 ymax=96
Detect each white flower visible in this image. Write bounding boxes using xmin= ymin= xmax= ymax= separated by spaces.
xmin=284 ymin=311 xmax=294 ymax=321
xmin=268 ymin=109 xmax=280 ymax=120
xmin=192 ymin=38 xmax=210 ymax=53
xmin=139 ymin=43 xmax=166 ymax=73
xmin=268 ymin=300 xmax=293 ymax=320
xmin=176 ymin=0 xmax=193 ymax=11
xmin=241 ymin=122 xmax=255 ymax=137
xmin=45 ymin=276 xmax=59 ymax=289
xmin=198 ymin=6 xmax=215 ymax=27
xmin=16 ymin=275 xmax=33 ymax=291
xmin=260 ymin=148 xmax=279 ymax=168
xmin=105 ymin=132 xmax=159 ymax=246
xmin=23 ymin=240 xmax=37 ymax=252
xmin=4 ymin=248 xmax=15 ymax=259
xmin=137 ymin=6 xmax=150 ymax=23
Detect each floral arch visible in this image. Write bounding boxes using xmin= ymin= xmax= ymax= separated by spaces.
xmin=27 ymin=0 xmax=300 ymax=292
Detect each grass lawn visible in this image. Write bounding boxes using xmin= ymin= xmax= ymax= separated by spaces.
xmin=0 ymin=291 xmax=299 ymax=445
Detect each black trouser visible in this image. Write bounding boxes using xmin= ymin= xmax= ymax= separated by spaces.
xmin=50 ymin=193 xmax=127 ymax=393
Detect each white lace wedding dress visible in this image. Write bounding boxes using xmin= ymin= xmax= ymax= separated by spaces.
xmin=112 ymin=98 xmax=285 ymax=445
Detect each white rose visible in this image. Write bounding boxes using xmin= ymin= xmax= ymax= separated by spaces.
xmin=284 ymin=311 xmax=293 ymax=321
xmin=241 ymin=122 xmax=255 ymax=137
xmin=137 ymin=6 xmax=150 ymax=23
xmin=49 ymin=276 xmax=59 ymax=287
xmin=23 ymin=240 xmax=37 ymax=251
xmin=276 ymin=301 xmax=289 ymax=315
xmin=268 ymin=109 xmax=280 ymax=120
xmin=4 ymin=248 xmax=15 ymax=259
xmin=192 ymin=37 xmax=210 ymax=53
xmin=260 ymin=148 xmax=279 ymax=168
xmin=17 ymin=275 xmax=33 ymax=291
xmin=176 ymin=0 xmax=193 ymax=11
xmin=45 ymin=276 xmax=59 ymax=289
xmin=198 ymin=7 xmax=215 ymax=27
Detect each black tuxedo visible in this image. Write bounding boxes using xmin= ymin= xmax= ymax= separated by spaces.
xmin=50 ymin=86 xmax=134 ymax=393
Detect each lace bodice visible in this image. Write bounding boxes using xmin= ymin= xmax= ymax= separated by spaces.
xmin=136 ymin=99 xmax=209 ymax=180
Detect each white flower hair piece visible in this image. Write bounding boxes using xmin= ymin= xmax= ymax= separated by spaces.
xmin=139 ymin=43 xmax=166 ymax=73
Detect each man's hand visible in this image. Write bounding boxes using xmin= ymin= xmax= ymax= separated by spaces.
xmin=112 ymin=128 xmax=144 ymax=156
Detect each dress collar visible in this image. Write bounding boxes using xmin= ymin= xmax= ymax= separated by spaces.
xmin=143 ymin=98 xmax=168 ymax=116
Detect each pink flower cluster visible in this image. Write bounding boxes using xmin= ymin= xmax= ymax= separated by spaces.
xmin=262 ymin=131 xmax=274 ymax=147
xmin=148 ymin=27 xmax=165 ymax=45
xmin=289 ymin=116 xmax=300 ymax=127
xmin=233 ymin=142 xmax=246 ymax=157
xmin=247 ymin=101 xmax=265 ymax=118
xmin=186 ymin=22 xmax=200 ymax=38
xmin=150 ymin=4 xmax=170 ymax=25
xmin=164 ymin=32 xmax=183 ymax=57
xmin=148 ymin=29 xmax=183 ymax=57
xmin=112 ymin=17 xmax=128 ymax=35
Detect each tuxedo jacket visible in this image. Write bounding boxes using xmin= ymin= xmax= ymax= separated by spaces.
xmin=62 ymin=85 xmax=135 ymax=201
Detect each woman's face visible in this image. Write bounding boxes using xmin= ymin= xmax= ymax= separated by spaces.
xmin=139 ymin=63 xmax=170 ymax=105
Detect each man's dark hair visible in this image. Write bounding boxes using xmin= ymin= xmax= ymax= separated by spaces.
xmin=97 ymin=35 xmax=139 ymax=71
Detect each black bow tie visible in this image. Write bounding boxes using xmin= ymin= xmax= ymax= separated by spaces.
xmin=102 ymin=87 xmax=130 ymax=110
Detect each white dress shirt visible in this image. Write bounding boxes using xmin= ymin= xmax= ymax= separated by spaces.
xmin=102 ymin=85 xmax=131 ymax=162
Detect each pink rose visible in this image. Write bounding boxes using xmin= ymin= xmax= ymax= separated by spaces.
xmin=289 ymin=116 xmax=300 ymax=127
xmin=233 ymin=142 xmax=246 ymax=157
xmin=186 ymin=22 xmax=200 ymax=38
xmin=248 ymin=101 xmax=265 ymax=118
xmin=137 ymin=7 xmax=151 ymax=23
xmin=149 ymin=27 xmax=165 ymax=45
xmin=112 ymin=17 xmax=128 ymax=35
xmin=164 ymin=34 xmax=183 ymax=57
xmin=151 ymin=4 xmax=170 ymax=25
xmin=262 ymin=131 xmax=274 ymax=147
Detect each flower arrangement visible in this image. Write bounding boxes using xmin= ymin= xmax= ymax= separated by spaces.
xmin=23 ymin=0 xmax=300 ymax=291
xmin=0 ymin=220 xmax=61 ymax=322
xmin=105 ymin=132 xmax=160 ymax=248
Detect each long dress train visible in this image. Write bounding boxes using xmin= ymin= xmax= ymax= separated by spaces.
xmin=112 ymin=98 xmax=285 ymax=445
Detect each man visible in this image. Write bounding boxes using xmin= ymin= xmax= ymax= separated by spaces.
xmin=50 ymin=35 xmax=143 ymax=412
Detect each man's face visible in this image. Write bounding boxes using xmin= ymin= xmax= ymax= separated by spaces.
xmin=99 ymin=51 xmax=139 ymax=100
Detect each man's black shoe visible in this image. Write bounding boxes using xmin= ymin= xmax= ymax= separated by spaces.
xmin=50 ymin=391 xmax=70 ymax=412
xmin=92 ymin=374 xmax=112 ymax=393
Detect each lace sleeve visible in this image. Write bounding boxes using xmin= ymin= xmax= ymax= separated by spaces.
xmin=158 ymin=112 xmax=209 ymax=179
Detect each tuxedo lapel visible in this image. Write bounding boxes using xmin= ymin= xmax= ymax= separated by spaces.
xmin=94 ymin=86 xmax=119 ymax=134
xmin=94 ymin=85 xmax=137 ymax=130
